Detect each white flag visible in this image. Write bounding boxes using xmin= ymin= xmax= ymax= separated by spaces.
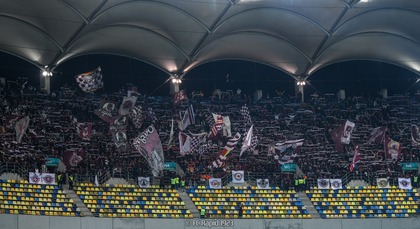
xmin=232 ymin=171 xmax=244 ymax=183
xmin=138 ymin=177 xmax=150 ymax=188
xmin=317 ymin=179 xmax=330 ymax=189
xmin=330 ymin=179 xmax=342 ymax=190
xmin=209 ymin=178 xmax=222 ymax=189
xmin=256 ymin=179 xmax=270 ymax=189
xmin=181 ymin=105 xmax=195 ymax=131
xmin=377 ymin=178 xmax=390 ymax=188
xmin=240 ymin=125 xmax=253 ymax=157
xmin=398 ymin=178 xmax=412 ymax=189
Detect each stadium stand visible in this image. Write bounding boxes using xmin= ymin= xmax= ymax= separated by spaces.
xmin=187 ymin=185 xmax=311 ymax=219
xmin=74 ymin=183 xmax=193 ymax=218
xmin=307 ymin=186 xmax=420 ymax=219
xmin=0 ymin=179 xmax=81 ymax=216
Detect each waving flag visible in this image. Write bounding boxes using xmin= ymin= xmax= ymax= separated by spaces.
xmin=274 ymin=139 xmax=304 ymax=164
xmin=411 ymin=125 xmax=420 ymax=146
xmin=76 ymin=122 xmax=92 ymax=140
xmin=179 ymin=132 xmax=192 ymax=156
xmin=75 ymin=67 xmax=103 ymax=92
xmin=15 ymin=116 xmax=29 ymax=143
xmin=62 ymin=149 xmax=86 ymax=170
xmin=350 ymin=145 xmax=361 ymax=172
xmin=129 ymin=105 xmax=143 ymax=128
xmin=240 ymin=104 xmax=252 ymax=126
xmin=332 ymin=120 xmax=355 ymax=152
xmin=341 ymin=120 xmax=355 ymax=144
xmin=240 ymin=125 xmax=253 ymax=157
xmin=167 ymin=119 xmax=174 ymax=148
xmin=133 ymin=125 xmax=164 ymax=177
xmin=212 ymin=133 xmax=241 ymax=168
xmin=211 ymin=113 xmax=231 ymax=137
xmin=180 ymin=105 xmax=195 ymax=131
xmin=174 ymin=90 xmax=187 ymax=105
xmin=384 ymin=136 xmax=402 ymax=160
xmin=94 ymin=101 xmax=116 ymax=123
xmin=118 ymin=96 xmax=137 ymax=115
xmin=368 ymin=127 xmax=387 ymax=144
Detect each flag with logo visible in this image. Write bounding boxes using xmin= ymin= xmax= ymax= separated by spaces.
xmin=317 ymin=179 xmax=330 ymax=189
xmin=62 ymin=149 xmax=86 ymax=170
xmin=94 ymin=101 xmax=116 ymax=123
xmin=133 ymin=125 xmax=164 ymax=177
xmin=118 ymin=96 xmax=137 ymax=116
xmin=232 ymin=170 xmax=244 ymax=183
xmin=330 ymin=179 xmax=343 ymax=190
xmin=76 ymin=122 xmax=92 ymax=140
xmin=209 ymin=178 xmax=222 ymax=189
xmin=398 ymin=178 xmax=412 ymax=189
xmin=377 ymin=178 xmax=390 ymax=188
xmin=180 ymin=105 xmax=195 ymax=131
xmin=411 ymin=125 xmax=420 ymax=146
xmin=256 ymin=179 xmax=270 ymax=189
xmin=273 ymin=139 xmax=304 ymax=164
xmin=179 ymin=132 xmax=192 ymax=156
xmin=350 ymin=145 xmax=361 ymax=172
xmin=331 ymin=120 xmax=355 ymax=152
xmin=75 ymin=67 xmax=103 ymax=92
xmin=368 ymin=127 xmax=387 ymax=144
xmin=15 ymin=116 xmax=29 ymax=143
xmin=384 ymin=136 xmax=402 ymax=160
xmin=138 ymin=177 xmax=150 ymax=188
xmin=210 ymin=113 xmax=231 ymax=138
xmin=212 ymin=133 xmax=241 ymax=168
xmin=129 ymin=105 xmax=143 ymax=128
xmin=240 ymin=125 xmax=253 ymax=157
xmin=29 ymin=172 xmax=56 ymax=185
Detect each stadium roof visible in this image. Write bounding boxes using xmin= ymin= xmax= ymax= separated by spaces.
xmin=1 ymin=0 xmax=420 ymax=80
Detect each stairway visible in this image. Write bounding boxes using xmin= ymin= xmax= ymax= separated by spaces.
xmin=297 ymin=191 xmax=320 ymax=219
xmin=179 ymin=191 xmax=200 ymax=218
xmin=63 ymin=184 xmax=93 ymax=217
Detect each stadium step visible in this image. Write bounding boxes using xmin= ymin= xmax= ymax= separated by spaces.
xmin=298 ymin=191 xmax=320 ymax=219
xmin=179 ymin=191 xmax=200 ymax=218
xmin=0 ymin=172 xmax=22 ymax=181
xmin=63 ymin=185 xmax=93 ymax=217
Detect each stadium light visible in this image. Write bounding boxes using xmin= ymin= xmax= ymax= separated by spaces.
xmin=171 ymin=74 xmax=182 ymax=84
xmin=296 ymin=81 xmax=306 ymax=86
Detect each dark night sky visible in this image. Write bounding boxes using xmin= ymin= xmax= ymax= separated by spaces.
xmin=0 ymin=52 xmax=419 ymax=98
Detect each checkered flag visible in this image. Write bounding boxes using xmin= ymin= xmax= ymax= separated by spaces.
xmin=129 ymin=105 xmax=143 ymax=128
xmin=147 ymin=108 xmax=157 ymax=124
xmin=191 ymin=134 xmax=206 ymax=153
xmin=75 ymin=67 xmax=103 ymax=92
xmin=198 ymin=142 xmax=209 ymax=155
xmin=250 ymin=134 xmax=259 ymax=151
xmin=206 ymin=113 xmax=216 ymax=127
xmin=241 ymin=104 xmax=252 ymax=126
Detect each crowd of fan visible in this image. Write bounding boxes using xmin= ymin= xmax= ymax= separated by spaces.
xmin=0 ymin=78 xmax=419 ymax=188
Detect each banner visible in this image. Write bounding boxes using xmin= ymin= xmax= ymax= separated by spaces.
xmin=398 ymin=178 xmax=412 ymax=189
xmin=330 ymin=179 xmax=342 ymax=190
xmin=138 ymin=177 xmax=150 ymax=188
xmin=209 ymin=178 xmax=222 ymax=189
xmin=232 ymin=171 xmax=244 ymax=183
xmin=401 ymin=162 xmax=418 ymax=171
xmin=256 ymin=179 xmax=270 ymax=189
xmin=133 ymin=125 xmax=164 ymax=177
xmin=45 ymin=158 xmax=59 ymax=167
xmin=29 ymin=172 xmax=56 ymax=184
xmin=164 ymin=162 xmax=177 ymax=171
xmin=94 ymin=101 xmax=116 ymax=123
xmin=75 ymin=67 xmax=103 ymax=92
xmin=384 ymin=136 xmax=402 ymax=160
xmin=317 ymin=179 xmax=330 ymax=189
xmin=281 ymin=163 xmax=297 ymax=172
xmin=111 ymin=130 xmax=128 ymax=152
xmin=274 ymin=139 xmax=304 ymax=164
xmin=411 ymin=125 xmax=420 ymax=146
xmin=119 ymin=96 xmax=137 ymax=116
xmin=377 ymin=178 xmax=390 ymax=188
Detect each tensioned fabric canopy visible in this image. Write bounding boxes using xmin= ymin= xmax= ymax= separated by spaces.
xmin=1 ymin=0 xmax=420 ymax=79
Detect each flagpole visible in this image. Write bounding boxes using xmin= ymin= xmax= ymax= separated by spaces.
xmin=147 ymin=78 xmax=171 ymax=97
